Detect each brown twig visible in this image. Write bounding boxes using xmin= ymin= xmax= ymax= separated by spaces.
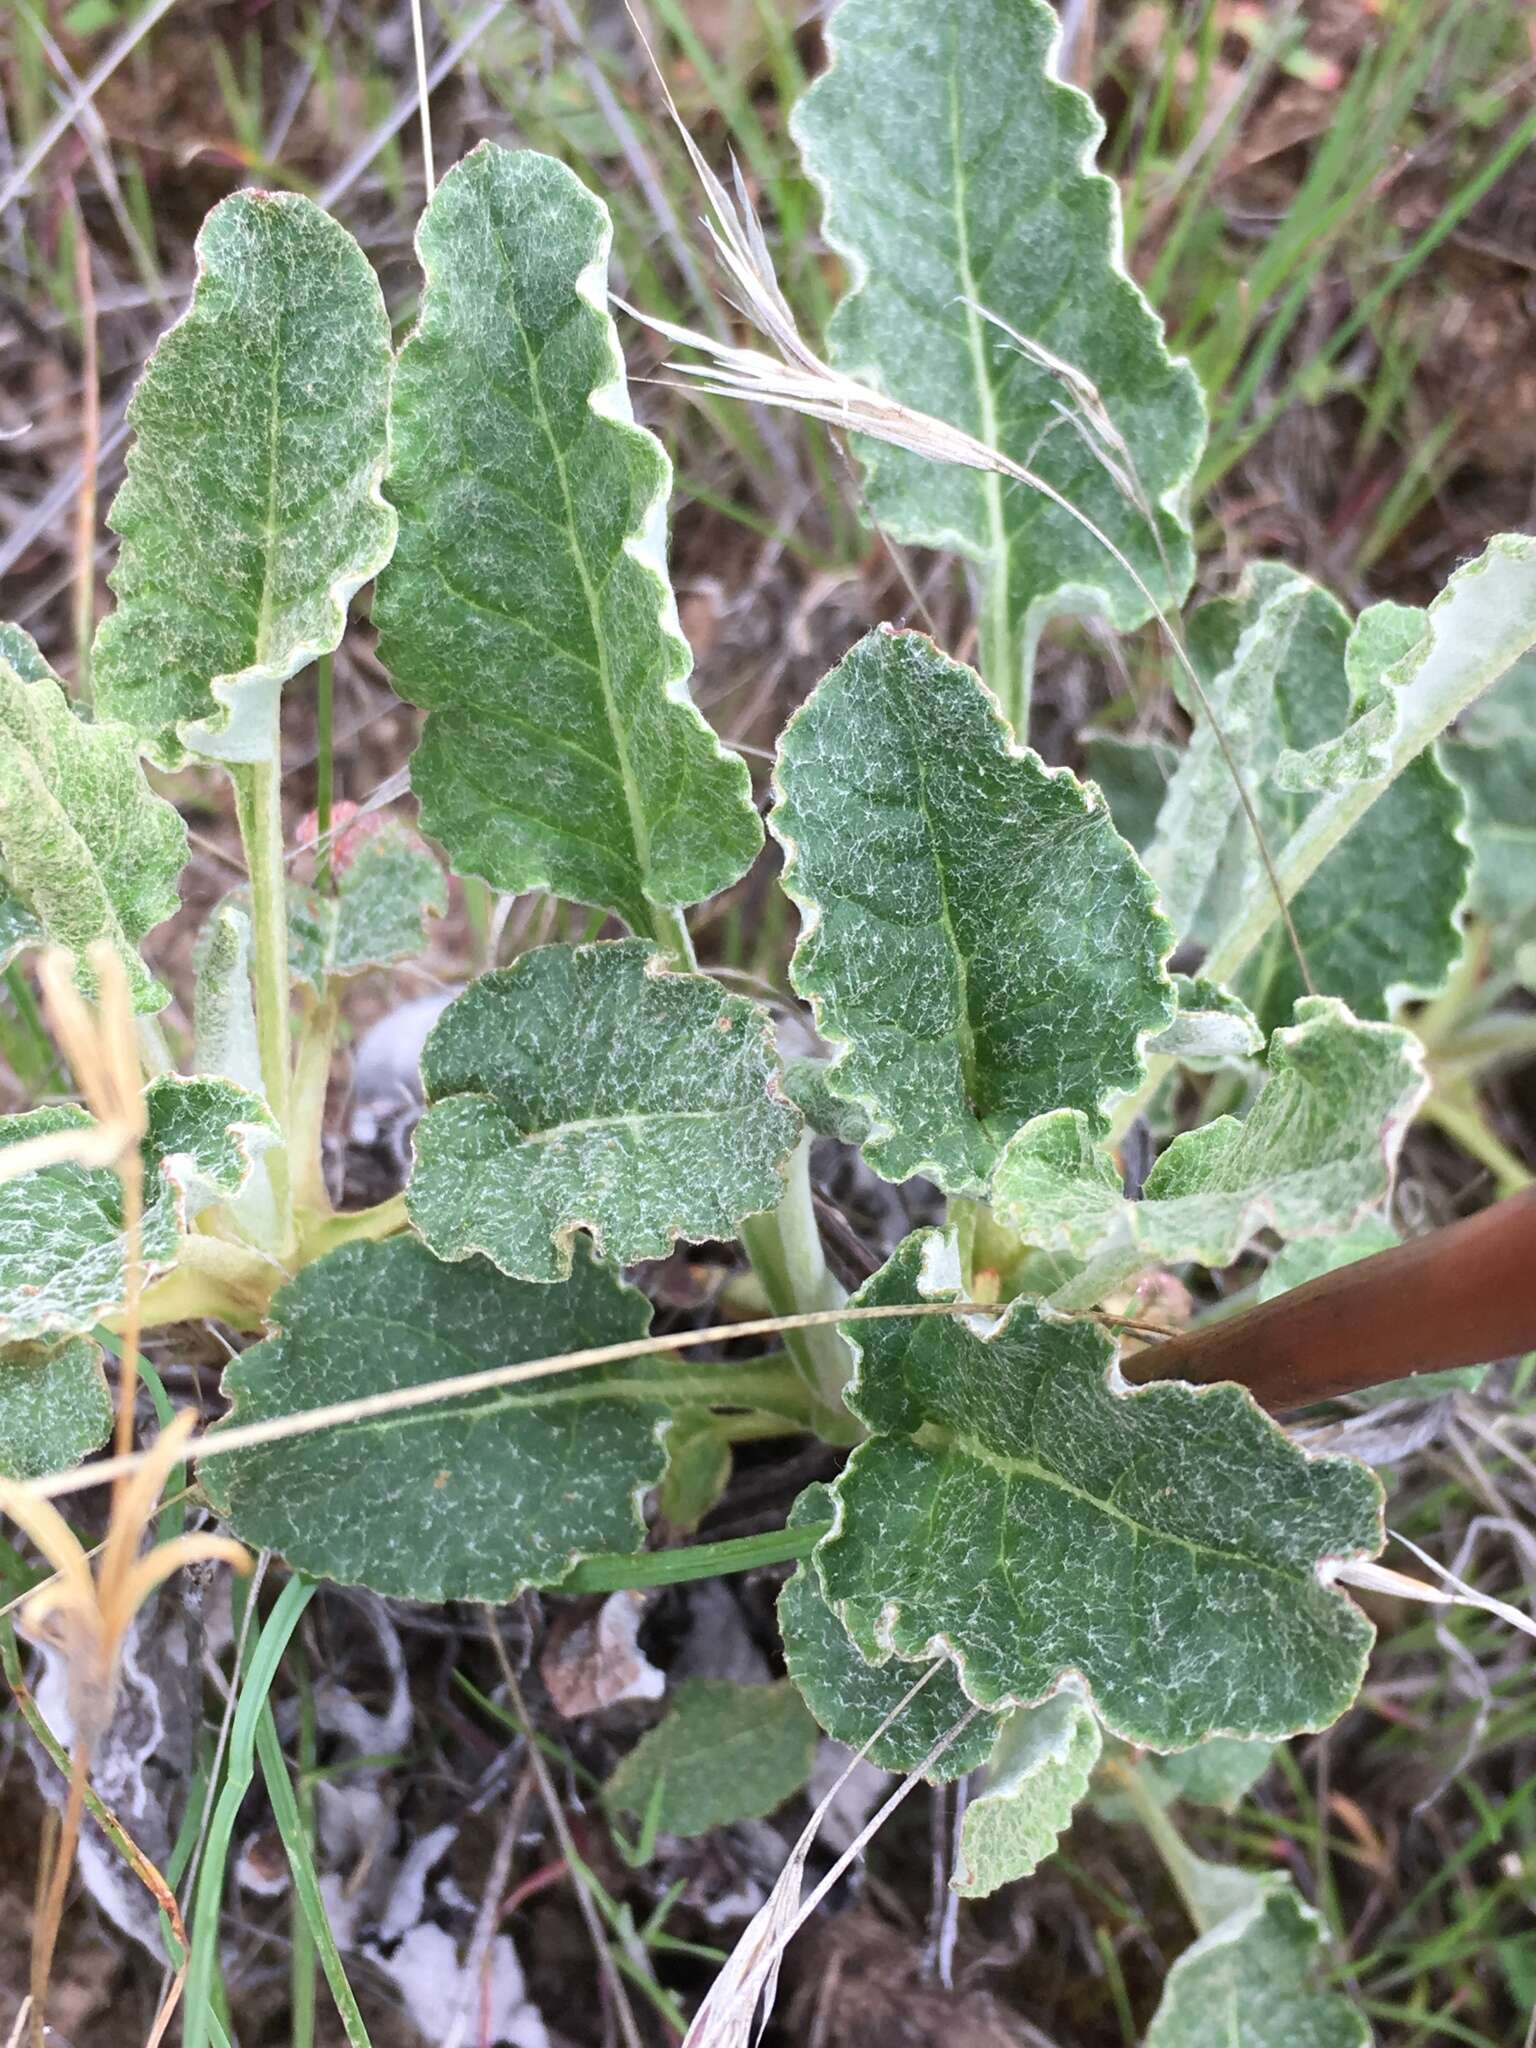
xmin=1125 ymin=1190 xmax=1536 ymax=1410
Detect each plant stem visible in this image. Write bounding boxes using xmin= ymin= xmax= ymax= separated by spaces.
xmin=463 ymin=875 xmax=494 ymax=973
xmin=647 ymin=898 xmax=696 ymax=974
xmin=30 ymin=1745 xmax=88 ymax=2048
xmin=738 ymin=1137 xmax=858 ymax=1441
xmin=562 ymin=1517 xmax=827 ymax=1594
xmin=313 ymin=652 xmax=334 ymax=895
xmin=642 ymin=905 xmax=856 ymax=1430
xmin=1421 ymin=1088 xmax=1533 ymax=1197
xmin=297 ymin=1192 xmax=409 ymax=1260
xmin=289 ymin=988 xmax=339 ymax=1218
xmin=231 ymin=747 xmax=293 ymax=1227
xmin=980 ymin=565 xmax=1025 ymax=736
xmin=1106 ymin=1759 xmax=1212 ymax=1934
xmin=128 ymin=1234 xmax=285 ymax=1332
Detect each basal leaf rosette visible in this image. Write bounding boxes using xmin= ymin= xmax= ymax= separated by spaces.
xmin=992 ymin=997 xmax=1427 ymax=1309
xmin=815 ymin=1231 xmax=1383 ymax=1751
xmin=793 ymin=0 xmax=1204 ymax=713
xmin=771 ymin=629 xmax=1173 ymax=1194
xmin=204 ymin=1235 xmax=671 ymax=1603
xmin=93 ymin=192 xmax=396 ymax=766
xmin=406 ymin=941 xmax=801 ymax=1283
xmin=0 ymin=627 xmax=187 ymax=1012
xmin=0 ymin=1078 xmax=278 ymax=1343
xmin=375 ymin=142 xmax=760 ymax=928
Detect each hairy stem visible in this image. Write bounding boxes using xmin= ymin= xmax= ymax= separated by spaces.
xmin=739 ymin=1137 xmax=858 ymax=1442
xmin=1105 ymin=1759 xmax=1212 ymax=1934
xmin=128 ymin=1234 xmax=286 ymax=1332
xmin=231 ymin=746 xmax=293 ymax=1228
xmin=643 ymin=907 xmax=855 ymax=1430
xmin=979 ymin=565 xmax=1025 ymax=736
xmin=289 ymin=988 xmax=339 ymax=1219
xmin=313 ymin=652 xmax=334 ymax=895
xmin=1421 ymin=1088 xmax=1533 ymax=1197
xmin=297 ymin=1192 xmax=409 ymax=1261
xmin=647 ymin=898 xmax=696 ymax=973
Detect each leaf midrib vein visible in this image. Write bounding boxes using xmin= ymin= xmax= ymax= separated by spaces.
xmin=254 ymin=286 xmax=285 ymax=669
xmin=942 ymin=1428 xmax=1301 ymax=1587
xmin=948 ymin=50 xmax=1011 ymax=652
xmin=513 ymin=1106 xmax=727 ymax=1144
xmin=490 ymin=215 xmax=655 ymax=913
xmin=906 ymin=727 xmax=982 ymax=1115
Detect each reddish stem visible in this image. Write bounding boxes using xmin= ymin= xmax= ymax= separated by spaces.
xmin=1124 ymin=1189 xmax=1536 ymax=1411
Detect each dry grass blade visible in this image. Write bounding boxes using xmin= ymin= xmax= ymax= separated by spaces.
xmin=0 ymin=0 xmax=181 ymax=213
xmin=13 ymin=1298 xmax=996 ymax=1506
xmin=683 ymin=1661 xmax=977 ymax=2047
xmin=409 ymin=0 xmax=435 ymax=200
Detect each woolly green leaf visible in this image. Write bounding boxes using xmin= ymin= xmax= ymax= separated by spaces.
xmin=817 ymin=1230 xmax=1382 ymax=1750
xmin=770 ymin=630 xmax=1172 ymax=1194
xmin=191 ymin=903 xmax=282 ymax=1248
xmin=0 ymin=631 xmax=187 ymax=1012
xmin=204 ymin=1236 xmax=671 ymax=1602
xmin=603 ymin=1680 xmax=819 ymax=1839
xmin=1144 ymin=1736 xmax=1276 ymax=1812
xmin=0 ymin=1078 xmax=278 ymax=1342
xmin=0 ymin=624 xmax=55 ymax=685
xmin=779 ymin=1056 xmax=874 ymax=1146
xmin=1095 ymin=1733 xmax=1275 ymax=1821
xmin=1145 ymin=566 xmax=1318 ymax=941
xmin=1144 ymin=570 xmax=1469 ymax=1033
xmin=779 ymin=1483 xmax=999 ymax=1780
xmin=286 ymin=821 xmax=447 ymax=989
xmin=1143 ymin=1877 xmax=1370 ymax=2048
xmin=992 ymin=998 xmax=1426 ymax=1307
xmin=1147 ymin=976 xmax=1263 ymax=1066
xmin=657 ymin=1409 xmax=733 ymax=1532
xmin=374 ymin=142 xmax=760 ymax=929
xmin=93 ymin=193 xmax=395 ymax=766
xmin=1443 ymin=653 xmax=1536 ymax=934
xmin=951 ymin=1694 xmax=1100 ymax=1897
xmin=407 ymin=942 xmax=800 ymax=1283
xmin=0 ymin=1338 xmax=112 ymax=1481
xmin=1260 ymin=1223 xmax=1486 ymax=1407
xmin=1200 ymin=534 xmax=1536 ymax=993
xmin=194 ymin=903 xmax=264 ymax=1097
xmin=794 ymin=0 xmax=1204 ymax=713
xmin=1083 ymin=732 xmax=1178 ymax=853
